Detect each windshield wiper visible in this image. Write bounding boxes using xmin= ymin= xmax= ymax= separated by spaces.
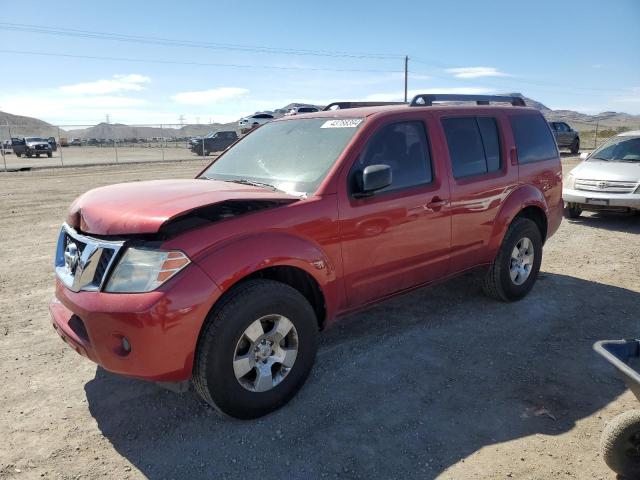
xmin=224 ymin=178 xmax=279 ymax=191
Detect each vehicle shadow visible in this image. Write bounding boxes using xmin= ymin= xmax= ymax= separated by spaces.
xmin=85 ymin=272 xmax=638 ymax=479
xmin=565 ymin=211 xmax=640 ymax=234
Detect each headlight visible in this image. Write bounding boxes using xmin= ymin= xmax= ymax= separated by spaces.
xmin=105 ymin=248 xmax=190 ymax=293
xmin=565 ymin=173 xmax=576 ymax=189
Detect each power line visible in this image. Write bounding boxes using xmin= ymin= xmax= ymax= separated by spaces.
xmin=0 ymin=49 xmax=401 ymax=74
xmin=0 ymin=22 xmax=403 ymax=60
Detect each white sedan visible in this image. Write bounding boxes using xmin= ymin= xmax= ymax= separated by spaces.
xmin=563 ymin=130 xmax=640 ymax=217
xmin=238 ymin=113 xmax=274 ymax=129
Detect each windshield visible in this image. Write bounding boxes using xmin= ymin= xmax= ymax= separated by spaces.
xmin=590 ymin=135 xmax=640 ymax=162
xmin=26 ymin=137 xmax=46 ymax=142
xmin=200 ymin=118 xmax=363 ymax=195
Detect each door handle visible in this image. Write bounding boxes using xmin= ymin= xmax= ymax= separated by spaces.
xmin=425 ymin=196 xmax=448 ymax=211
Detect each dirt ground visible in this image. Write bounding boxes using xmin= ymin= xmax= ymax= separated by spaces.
xmin=1 ymin=156 xmax=639 ymax=480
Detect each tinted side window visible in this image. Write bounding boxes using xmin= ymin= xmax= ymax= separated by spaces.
xmin=510 ymin=114 xmax=558 ymax=164
xmin=477 ymin=117 xmax=501 ymax=173
xmin=354 ymin=121 xmax=432 ymax=192
xmin=442 ymin=117 xmax=502 ymax=178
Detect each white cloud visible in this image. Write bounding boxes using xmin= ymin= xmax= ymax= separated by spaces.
xmin=59 ymin=74 xmax=151 ymax=95
xmin=364 ymin=87 xmax=495 ymax=102
xmin=172 ymin=87 xmax=249 ymax=105
xmin=446 ymin=67 xmax=510 ymax=79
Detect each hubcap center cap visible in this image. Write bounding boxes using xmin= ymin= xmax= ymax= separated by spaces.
xmin=254 ymin=339 xmax=273 ymax=361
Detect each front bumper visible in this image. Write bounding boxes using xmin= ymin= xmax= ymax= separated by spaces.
xmin=49 ymin=263 xmax=221 ymax=382
xmin=26 ymin=148 xmax=52 ymax=154
xmin=563 ymin=188 xmax=640 ymax=209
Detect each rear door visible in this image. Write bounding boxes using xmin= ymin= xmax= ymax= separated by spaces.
xmin=438 ymin=112 xmax=518 ymax=273
xmin=338 ymin=115 xmax=451 ymax=307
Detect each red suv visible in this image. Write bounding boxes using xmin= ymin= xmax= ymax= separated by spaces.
xmin=50 ymin=94 xmax=563 ymax=418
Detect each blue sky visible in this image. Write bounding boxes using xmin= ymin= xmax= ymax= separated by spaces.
xmin=0 ymin=0 xmax=638 ymax=125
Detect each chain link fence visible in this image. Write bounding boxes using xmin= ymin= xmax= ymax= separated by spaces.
xmin=0 ymin=123 xmax=242 ymax=171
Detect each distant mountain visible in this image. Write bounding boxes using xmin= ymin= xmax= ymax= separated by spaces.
xmin=65 ymin=122 xmax=237 ymax=139
xmin=0 ymin=111 xmax=65 ymax=137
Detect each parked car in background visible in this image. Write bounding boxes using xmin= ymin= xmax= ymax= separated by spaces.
xmin=549 ymin=121 xmax=580 ymax=154
xmin=70 ymin=138 xmax=82 ymax=146
xmin=12 ymin=137 xmax=53 ymax=158
xmin=238 ymin=113 xmax=274 ymax=131
xmin=190 ymin=130 xmax=238 ymax=156
xmin=50 ymin=94 xmax=562 ymax=419
xmin=285 ymin=106 xmax=320 ymax=116
xmin=563 ymin=130 xmax=640 ymax=217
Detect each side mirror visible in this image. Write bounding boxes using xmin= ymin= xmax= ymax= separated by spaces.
xmin=356 ymin=164 xmax=392 ymax=197
xmin=579 ymin=152 xmax=589 ymax=160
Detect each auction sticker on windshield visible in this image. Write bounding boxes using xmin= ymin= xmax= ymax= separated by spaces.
xmin=320 ymin=119 xmax=363 ymax=128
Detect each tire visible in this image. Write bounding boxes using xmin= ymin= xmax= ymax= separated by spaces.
xmin=47 ymin=152 xmax=52 ymax=158
xmin=36 ymin=154 xmax=40 ymax=158
xmin=570 ymin=138 xmax=580 ymax=155
xmin=601 ymin=410 xmax=640 ymax=478
xmin=204 ymin=150 xmax=210 ymax=156
xmin=482 ymin=217 xmax=543 ymax=302
xmin=16 ymin=153 xmax=21 ymax=158
xmin=564 ymin=202 xmax=582 ymax=219
xmin=27 ymin=153 xmax=33 ymax=158
xmin=193 ymin=279 xmax=318 ymax=419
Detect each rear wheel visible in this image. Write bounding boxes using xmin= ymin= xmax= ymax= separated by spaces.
xmin=482 ymin=217 xmax=542 ymax=302
xmin=193 ymin=279 xmax=318 ymax=419
xmin=570 ymin=138 xmax=580 ymax=154
xmin=564 ymin=203 xmax=582 ymax=219
xmin=601 ymin=410 xmax=640 ymax=478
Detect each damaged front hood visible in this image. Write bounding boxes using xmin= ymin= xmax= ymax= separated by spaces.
xmin=67 ymin=179 xmax=298 ymax=235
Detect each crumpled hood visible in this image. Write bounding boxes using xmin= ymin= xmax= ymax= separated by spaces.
xmin=67 ymin=179 xmax=298 ymax=235
xmin=570 ymin=160 xmax=640 ymax=181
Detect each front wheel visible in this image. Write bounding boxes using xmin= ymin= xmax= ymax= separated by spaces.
xmin=482 ymin=217 xmax=542 ymax=302
xmin=47 ymin=152 xmax=52 ymax=158
xmin=564 ymin=202 xmax=582 ymax=219
xmin=193 ymin=279 xmax=318 ymax=419
xmin=601 ymin=410 xmax=640 ymax=478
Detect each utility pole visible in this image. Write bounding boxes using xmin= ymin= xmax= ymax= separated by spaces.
xmin=178 ymin=114 xmax=185 ymax=126
xmin=404 ymin=55 xmax=409 ymax=103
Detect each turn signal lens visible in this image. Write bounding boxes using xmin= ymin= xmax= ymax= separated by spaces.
xmin=105 ymin=248 xmax=190 ymax=293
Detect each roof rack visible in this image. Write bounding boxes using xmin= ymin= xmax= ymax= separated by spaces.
xmin=323 ymin=101 xmax=406 ymax=111
xmin=409 ymin=94 xmax=526 ymax=107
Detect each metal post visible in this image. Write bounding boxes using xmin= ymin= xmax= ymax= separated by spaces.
xmin=58 ymin=126 xmax=64 ymax=167
xmin=404 ymin=55 xmax=408 ymax=103
xmin=2 ymin=121 xmax=8 ymax=171
xmin=114 ymin=135 xmax=119 ymax=163
xmin=160 ymin=124 xmax=165 ymax=162
xmin=593 ymin=120 xmax=599 ymax=149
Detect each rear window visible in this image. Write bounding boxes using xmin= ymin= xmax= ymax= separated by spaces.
xmin=510 ymin=114 xmax=558 ymax=164
xmin=442 ymin=117 xmax=502 ymax=178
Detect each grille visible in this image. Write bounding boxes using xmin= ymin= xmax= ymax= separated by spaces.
xmin=56 ymin=225 xmax=123 ymax=292
xmin=93 ymin=249 xmax=115 ymax=284
xmin=575 ymin=179 xmax=638 ymax=194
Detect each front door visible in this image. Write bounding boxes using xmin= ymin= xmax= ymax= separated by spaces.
xmin=338 ymin=118 xmax=451 ymax=307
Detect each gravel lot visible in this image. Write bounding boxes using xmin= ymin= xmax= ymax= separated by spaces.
xmin=1 ymin=157 xmax=639 ymax=479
